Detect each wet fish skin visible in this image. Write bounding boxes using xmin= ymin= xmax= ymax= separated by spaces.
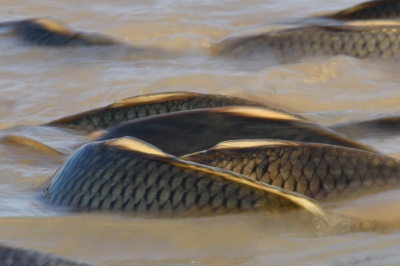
xmin=213 ymin=23 xmax=400 ymax=62
xmin=0 ymin=18 xmax=118 ymax=47
xmin=45 ymin=92 xmax=297 ymax=132
xmin=0 ymin=244 xmax=91 ymax=266
xmin=180 ymin=140 xmax=400 ymax=201
xmin=43 ymin=137 xmax=400 ymax=233
xmin=1 ymin=134 xmax=64 ymax=155
xmin=96 ymin=106 xmax=376 ymax=156
xmin=331 ymin=115 xmax=400 ymax=139
xmin=44 ymin=138 xmax=316 ymax=217
xmin=323 ymin=0 xmax=400 ymax=20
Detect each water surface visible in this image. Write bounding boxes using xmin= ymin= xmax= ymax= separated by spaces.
xmin=1 ymin=0 xmax=400 ymax=265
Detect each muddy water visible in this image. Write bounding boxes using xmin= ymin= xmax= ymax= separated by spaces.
xmin=1 ymin=0 xmax=400 ymax=265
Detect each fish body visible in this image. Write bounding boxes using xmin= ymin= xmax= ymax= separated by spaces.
xmin=0 ymin=244 xmax=91 ymax=266
xmin=96 ymin=106 xmax=375 ymax=156
xmin=331 ymin=115 xmax=400 ymax=138
xmin=44 ymin=137 xmax=400 ymax=233
xmin=322 ymin=0 xmax=400 ymax=20
xmin=44 ymin=137 xmax=323 ymax=218
xmin=45 ymin=92 xmax=297 ymax=132
xmin=1 ymin=134 xmax=64 ymax=155
xmin=213 ymin=21 xmax=400 ymax=62
xmin=0 ymin=18 xmax=118 ymax=46
xmin=181 ymin=139 xmax=400 ymax=201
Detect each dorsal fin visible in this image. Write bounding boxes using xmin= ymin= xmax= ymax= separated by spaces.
xmin=30 ymin=18 xmax=73 ymax=36
xmin=215 ymin=106 xmax=300 ymax=121
xmin=1 ymin=135 xmax=64 ymax=155
xmin=105 ymin=137 xmax=170 ymax=158
xmin=344 ymin=20 xmax=400 ymax=27
xmin=336 ymin=0 xmax=394 ymax=16
xmin=307 ymin=21 xmax=400 ymax=33
xmin=104 ymin=136 xmax=324 ymax=217
xmin=209 ymin=139 xmax=300 ymax=151
xmin=86 ymin=130 xmax=108 ymax=141
xmin=108 ymin=91 xmax=201 ymax=108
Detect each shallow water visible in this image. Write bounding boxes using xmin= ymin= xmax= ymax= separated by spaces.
xmin=1 ymin=0 xmax=400 ymax=265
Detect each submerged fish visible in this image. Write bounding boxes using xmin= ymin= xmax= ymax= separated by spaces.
xmin=43 ymin=137 xmax=400 ymax=233
xmin=331 ymin=115 xmax=400 ymax=139
xmin=44 ymin=137 xmax=323 ymax=217
xmin=1 ymin=134 xmax=64 ymax=155
xmin=0 ymin=18 xmax=119 ymax=46
xmin=95 ymin=106 xmax=376 ymax=156
xmin=181 ymin=139 xmax=400 ymax=201
xmin=212 ymin=21 xmax=400 ymax=62
xmin=0 ymin=244 xmax=91 ymax=266
xmin=45 ymin=91 xmax=298 ymax=132
xmin=320 ymin=0 xmax=400 ymax=20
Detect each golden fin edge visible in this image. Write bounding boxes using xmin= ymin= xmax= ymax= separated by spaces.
xmin=47 ymin=92 xmax=200 ymax=125
xmin=345 ymin=20 xmax=400 ymax=27
xmin=108 ymin=91 xmax=201 ymax=108
xmin=72 ymin=137 xmax=400 ymax=233
xmin=209 ymin=139 xmax=300 ymax=151
xmin=102 ymin=136 xmax=323 ymax=217
xmin=175 ymin=158 xmax=400 ymax=233
xmin=169 ymin=157 xmax=327 ymax=217
xmin=29 ymin=18 xmax=74 ymax=36
xmin=86 ymin=130 xmax=108 ymax=141
xmin=214 ymin=106 xmax=300 ymax=121
xmin=311 ymin=21 xmax=400 ymax=33
xmin=1 ymin=135 xmax=64 ymax=155
xmin=104 ymin=136 xmax=170 ymax=158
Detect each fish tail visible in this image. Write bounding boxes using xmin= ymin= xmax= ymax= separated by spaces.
xmin=1 ymin=134 xmax=65 ymax=156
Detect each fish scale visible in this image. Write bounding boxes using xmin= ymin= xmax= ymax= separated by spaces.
xmin=213 ymin=24 xmax=400 ymax=62
xmin=181 ymin=140 xmax=400 ymax=201
xmin=42 ymin=137 xmax=400 ymax=233
xmin=46 ymin=92 xmax=289 ymax=132
xmin=0 ymin=244 xmax=92 ymax=266
xmin=45 ymin=141 xmax=312 ymax=217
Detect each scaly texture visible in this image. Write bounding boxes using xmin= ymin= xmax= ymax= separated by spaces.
xmin=214 ymin=24 xmax=400 ymax=62
xmin=0 ymin=244 xmax=91 ymax=266
xmin=44 ymin=141 xmax=312 ymax=217
xmin=181 ymin=142 xmax=400 ymax=201
xmin=45 ymin=93 xmax=293 ymax=132
xmin=43 ymin=138 xmax=400 ymax=233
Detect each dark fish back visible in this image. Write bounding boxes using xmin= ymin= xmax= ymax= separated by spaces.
xmin=325 ymin=0 xmax=400 ymax=20
xmin=213 ymin=23 xmax=400 ymax=62
xmin=96 ymin=107 xmax=376 ymax=156
xmin=44 ymin=138 xmax=316 ymax=217
xmin=43 ymin=137 xmax=400 ymax=233
xmin=330 ymin=115 xmax=400 ymax=139
xmin=0 ymin=244 xmax=91 ymax=266
xmin=181 ymin=140 xmax=400 ymax=200
xmin=45 ymin=92 xmax=298 ymax=132
xmin=1 ymin=18 xmax=118 ymax=46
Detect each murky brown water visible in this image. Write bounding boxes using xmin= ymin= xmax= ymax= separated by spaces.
xmin=2 ymin=0 xmax=400 ymax=265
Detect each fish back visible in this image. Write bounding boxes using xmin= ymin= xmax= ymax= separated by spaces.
xmin=44 ymin=137 xmax=321 ymax=217
xmin=45 ymin=92 xmax=297 ymax=132
xmin=181 ymin=139 xmax=400 ymax=200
